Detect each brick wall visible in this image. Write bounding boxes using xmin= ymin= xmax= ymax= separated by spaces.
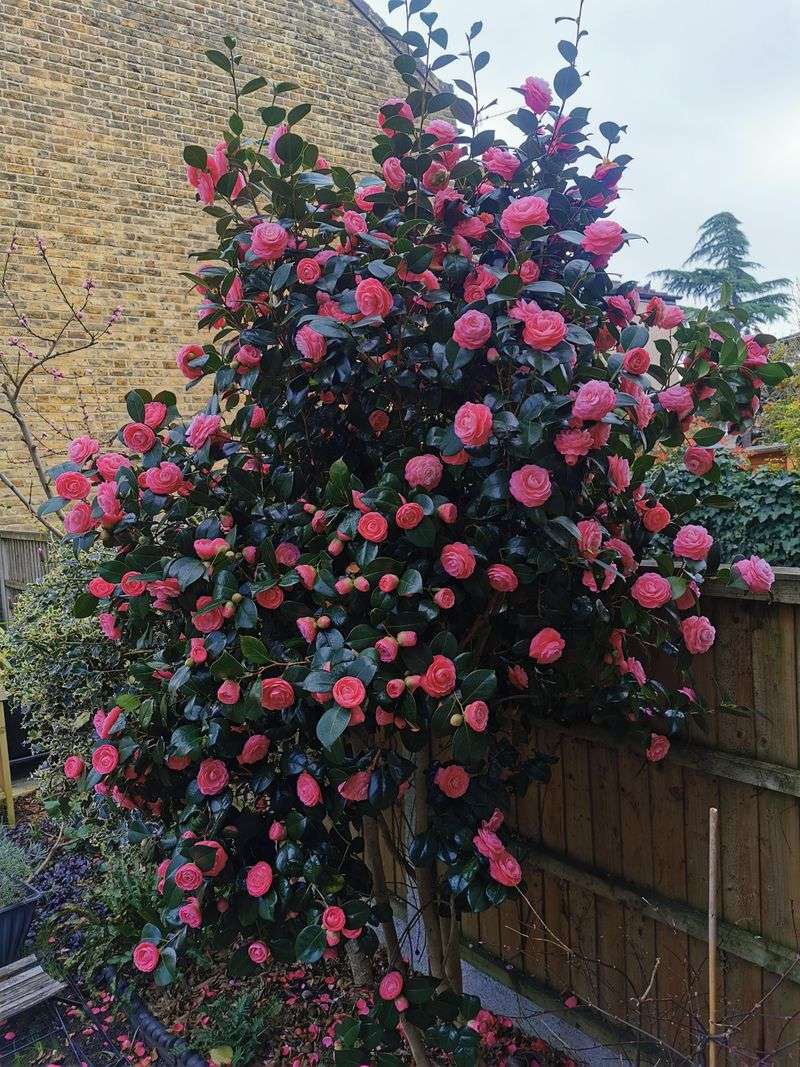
xmin=0 ymin=0 xmax=403 ymax=528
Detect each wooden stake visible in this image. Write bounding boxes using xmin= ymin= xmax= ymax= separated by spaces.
xmin=708 ymin=807 xmax=719 ymax=1067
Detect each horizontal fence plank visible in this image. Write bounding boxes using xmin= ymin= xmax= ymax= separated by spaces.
xmin=514 ymin=837 xmax=800 ymax=984
xmin=525 ymin=715 xmax=800 ymax=797
xmin=705 ymin=568 xmax=800 ymax=606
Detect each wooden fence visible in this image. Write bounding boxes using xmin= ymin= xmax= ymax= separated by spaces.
xmin=0 ymin=529 xmax=49 ymax=621
xmin=450 ymin=573 xmax=800 ymax=1064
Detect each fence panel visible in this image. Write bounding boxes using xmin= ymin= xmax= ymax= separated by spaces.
xmin=465 ymin=571 xmax=800 ymax=1064
xmin=0 ymin=530 xmax=49 ymax=622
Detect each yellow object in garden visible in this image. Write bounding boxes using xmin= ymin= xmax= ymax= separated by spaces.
xmin=0 ymin=694 xmax=15 ymax=827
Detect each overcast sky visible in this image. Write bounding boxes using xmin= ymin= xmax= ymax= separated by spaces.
xmin=378 ymin=0 xmax=800 ymax=333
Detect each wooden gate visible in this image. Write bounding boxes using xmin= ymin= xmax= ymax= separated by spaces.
xmin=0 ymin=530 xmax=49 ymax=622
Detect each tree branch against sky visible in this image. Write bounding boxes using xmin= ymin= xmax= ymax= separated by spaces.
xmin=651 ymin=212 xmax=792 ymax=328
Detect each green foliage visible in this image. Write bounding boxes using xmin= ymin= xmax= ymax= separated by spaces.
xmin=656 ymin=452 xmax=800 ymax=566
xmin=59 ymin=847 xmax=163 ymax=980
xmin=0 ymin=543 xmax=126 ymax=809
xmin=0 ymin=827 xmax=34 ymax=907
xmin=652 ymin=212 xmax=791 ymax=326
xmin=193 ymin=988 xmax=280 ymax=1067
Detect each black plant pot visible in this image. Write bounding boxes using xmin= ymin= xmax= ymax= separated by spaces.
xmin=0 ymin=880 xmax=41 ymax=966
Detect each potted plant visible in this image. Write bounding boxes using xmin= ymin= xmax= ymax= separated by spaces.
xmin=0 ymin=828 xmax=40 ymax=966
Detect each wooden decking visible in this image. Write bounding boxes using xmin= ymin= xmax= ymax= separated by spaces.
xmin=0 ymin=955 xmax=66 ymax=1020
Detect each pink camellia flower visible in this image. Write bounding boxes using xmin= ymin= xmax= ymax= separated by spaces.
xmin=577 ymin=519 xmax=603 ymax=558
xmin=378 ymin=97 xmax=414 ymax=128
xmin=88 ymin=576 xmax=115 ymax=598
xmin=189 ymin=638 xmax=207 ymax=664
xmin=322 ymin=906 xmax=347 ymax=933
xmin=659 ymin=385 xmax=694 ymax=419
xmin=174 ymin=862 xmax=204 ymax=892
xmin=144 ymin=401 xmax=168 ymax=428
xmin=404 ymin=454 xmax=443 ymax=491
xmin=488 ymin=850 xmax=522 ymax=887
xmin=646 ymin=733 xmax=671 ymax=763
xmin=482 ymin=147 xmax=520 ymax=181
xmin=622 ymin=347 xmax=650 ymax=375
xmin=275 ymin=542 xmax=301 ymax=566
xmin=529 ymin=628 xmax=565 ymax=665
xmin=487 ymin=564 xmax=518 ymax=592
xmin=555 ymin=428 xmax=593 ymax=466
xmin=508 ymin=664 xmax=529 ymax=690
xmin=631 ymin=572 xmax=672 ymax=609
xmin=332 ymin=676 xmax=367 ymax=709
xmin=464 ymin=700 xmax=489 ymax=732
xmin=474 ymin=826 xmax=505 ymax=859
xmin=379 ymin=971 xmax=405 ymax=1001
xmin=194 ymin=537 xmax=228 ymax=560
xmin=673 ymin=524 xmax=713 ymax=561
xmin=296 ymin=324 xmax=326 ymax=367
xmin=248 ymin=941 xmax=270 ymax=965
xmin=581 ymin=220 xmax=625 ymax=256
xmin=54 ymin=471 xmax=91 ymax=500
xmin=441 ymin=542 xmax=476 ymax=580
xmin=735 ymin=555 xmax=775 ymax=594
xmin=573 ymin=380 xmax=616 ymax=421
xmin=176 ymin=342 xmax=205 ymax=380
xmin=395 ymin=502 xmax=424 ymax=530
xmin=382 ymin=156 xmax=406 ymax=190
xmin=145 ymin=462 xmax=184 ymax=495
xmin=355 ymin=278 xmax=393 ymax=318
xmin=453 ymin=310 xmax=492 ymax=350
xmin=67 ymin=434 xmax=100 ymax=463
xmin=434 ymin=763 xmax=470 ymax=798
xmin=681 ymin=615 xmax=716 ymax=654
xmin=217 ymin=679 xmax=240 ymax=705
xmin=297 ymin=257 xmax=322 ymax=285
xmin=246 ymin=861 xmax=274 ymax=897
xmin=509 ymin=464 xmax=551 ymax=508
xmin=260 ymin=677 xmax=295 ymax=710
xmin=454 ymin=402 xmax=493 ymax=447
xmin=297 ymin=770 xmax=322 ymax=806
xmin=196 ymin=758 xmax=230 ymax=796
xmin=684 ymin=445 xmax=715 ymax=476
xmin=522 ymin=309 xmax=566 ymax=351
xmin=195 ymin=839 xmax=228 ymax=877
xmin=98 ymin=612 xmax=122 ymax=641
xmin=434 ymin=587 xmax=455 ymax=609
xmin=238 ymin=734 xmax=270 ymax=766
xmin=91 ymin=743 xmax=119 ymax=775
xmin=250 ymin=221 xmax=289 ymax=263
xmin=64 ymin=755 xmax=85 ymax=779
xmin=500 ymin=196 xmax=549 ymax=239
xmin=421 ymin=654 xmax=457 ymax=697
xmin=132 ymin=941 xmax=160 ymax=974
xmin=608 ymin=455 xmax=631 ymax=494
xmin=520 ymin=75 xmax=552 ymax=113
xmin=186 ymin=413 xmax=221 ymax=450
xmin=425 ymin=118 xmax=457 ymax=145
xmin=338 ymin=771 xmax=371 ymax=802
xmin=179 ymin=898 xmax=202 ymax=928
xmin=660 ymin=304 xmax=685 ymax=328
xmin=357 ymin=511 xmax=388 ymax=543
xmin=95 ymin=452 xmax=131 ymax=481
xmin=192 ymin=596 xmax=225 ymax=633
xmin=642 ymin=502 xmax=671 ymax=533
xmin=122 ymin=422 xmax=156 ymax=453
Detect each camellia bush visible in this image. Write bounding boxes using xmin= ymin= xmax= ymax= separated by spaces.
xmin=49 ymin=2 xmax=789 ymax=1063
